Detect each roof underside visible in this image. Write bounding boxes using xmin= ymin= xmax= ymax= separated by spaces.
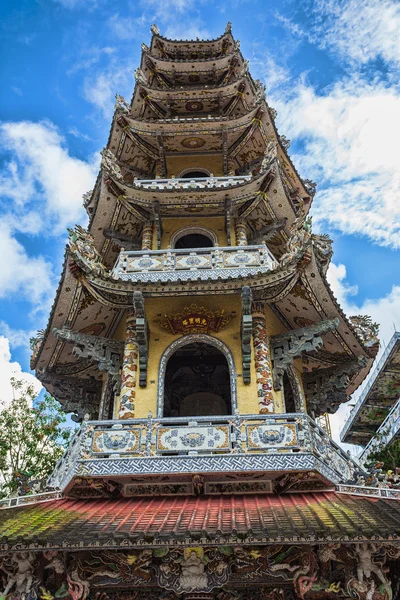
xmin=341 ymin=332 xmax=400 ymax=444
xmin=1 ymin=492 xmax=400 ymax=550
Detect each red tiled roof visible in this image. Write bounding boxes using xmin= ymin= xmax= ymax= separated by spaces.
xmin=1 ymin=492 xmax=400 ymax=550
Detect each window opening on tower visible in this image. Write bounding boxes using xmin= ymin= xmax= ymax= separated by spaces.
xmin=163 ymin=342 xmax=232 ymax=417
xmin=174 ymin=233 xmax=213 ymax=249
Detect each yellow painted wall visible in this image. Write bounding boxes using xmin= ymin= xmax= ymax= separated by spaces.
xmin=166 ymin=154 xmax=224 ymax=178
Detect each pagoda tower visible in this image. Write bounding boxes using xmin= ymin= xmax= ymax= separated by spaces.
xmin=1 ymin=22 xmax=400 ymax=600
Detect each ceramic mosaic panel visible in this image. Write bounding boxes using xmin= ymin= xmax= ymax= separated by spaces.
xmin=125 ymin=255 xmax=164 ymax=272
xmin=92 ymin=428 xmax=142 ymax=454
xmin=156 ymin=425 xmax=230 ymax=453
xmin=174 ymin=253 xmax=213 ymax=269
xmin=223 ymin=249 xmax=261 ymax=267
xmin=246 ymin=423 xmax=298 ymax=450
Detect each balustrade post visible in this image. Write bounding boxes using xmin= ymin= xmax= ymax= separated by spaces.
xmin=252 ymin=303 xmax=275 ymax=413
xmin=118 ymin=313 xmax=138 ymax=419
xmin=235 ymin=218 xmax=248 ymax=246
xmin=141 ymin=221 xmax=154 ymax=250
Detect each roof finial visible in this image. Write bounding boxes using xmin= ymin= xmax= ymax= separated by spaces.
xmin=150 ymin=23 xmax=160 ymax=36
xmin=225 ymin=22 xmax=232 ymax=33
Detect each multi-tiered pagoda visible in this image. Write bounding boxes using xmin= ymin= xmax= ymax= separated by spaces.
xmin=1 ymin=23 xmax=400 ymax=600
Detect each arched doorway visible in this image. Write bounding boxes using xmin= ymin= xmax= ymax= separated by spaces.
xmin=179 ymin=168 xmax=211 ymax=178
xmin=171 ymin=227 xmax=217 ymax=249
xmin=158 ymin=335 xmax=237 ymax=417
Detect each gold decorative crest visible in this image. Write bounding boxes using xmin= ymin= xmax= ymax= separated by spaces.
xmin=156 ymin=304 xmax=236 ymax=334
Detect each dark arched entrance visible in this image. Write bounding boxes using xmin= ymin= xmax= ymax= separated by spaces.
xmin=163 ymin=342 xmax=232 ymax=417
xmin=175 ymin=233 xmax=213 ymax=249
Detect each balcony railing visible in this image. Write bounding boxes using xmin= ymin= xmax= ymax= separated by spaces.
xmin=112 ymin=245 xmax=278 ymax=283
xmin=48 ymin=413 xmax=362 ymax=492
xmin=132 ymin=175 xmax=251 ymax=191
xmin=359 ymin=396 xmax=400 ymax=463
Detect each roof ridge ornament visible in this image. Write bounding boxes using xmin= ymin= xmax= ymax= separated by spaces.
xmin=114 ymin=94 xmax=130 ymax=115
xmin=150 ymin=23 xmax=160 ymax=36
xmin=225 ymin=22 xmax=232 ymax=34
xmin=68 ymin=224 xmax=109 ymax=278
xmin=100 ymin=147 xmax=124 ymax=182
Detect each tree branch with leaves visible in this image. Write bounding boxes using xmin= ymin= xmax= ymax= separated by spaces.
xmin=0 ymin=378 xmax=71 ymax=499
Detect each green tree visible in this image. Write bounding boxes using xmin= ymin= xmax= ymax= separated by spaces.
xmin=0 ymin=379 xmax=71 ymax=499
xmin=368 ymin=439 xmax=400 ymax=472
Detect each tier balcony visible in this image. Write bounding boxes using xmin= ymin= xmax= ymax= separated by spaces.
xmin=48 ymin=413 xmax=362 ymax=497
xmin=131 ymin=175 xmax=251 ymax=191
xmin=112 ymin=244 xmax=278 ymax=284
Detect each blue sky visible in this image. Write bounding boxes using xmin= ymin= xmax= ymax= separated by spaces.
xmin=0 ymin=0 xmax=399 ymax=441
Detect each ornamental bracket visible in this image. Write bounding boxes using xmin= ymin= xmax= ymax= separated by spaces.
xmin=133 ymin=291 xmax=149 ymax=388
xmin=270 ymin=318 xmax=339 ymax=390
xmin=241 ymin=286 xmax=252 ymax=384
xmin=38 ymin=371 xmax=102 ymax=422
xmin=52 ymin=328 xmax=123 ymax=392
xmin=303 ymin=357 xmax=367 ymax=418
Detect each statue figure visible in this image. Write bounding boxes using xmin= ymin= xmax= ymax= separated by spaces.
xmin=134 ymin=68 xmax=147 ymax=86
xmin=312 ymin=233 xmax=333 ymax=275
xmin=141 ymin=42 xmax=149 ymax=53
xmin=279 ymin=135 xmax=290 ymax=150
xmin=114 ymin=94 xmax=130 ymax=115
xmin=280 ymin=210 xmax=313 ymax=267
xmin=82 ymin=189 xmax=93 ymax=209
xmin=68 ymin=225 xmax=109 ymax=278
xmin=303 ymin=178 xmax=317 ymax=196
xmin=179 ymin=551 xmax=208 ymax=590
xmin=261 ymin=140 xmax=278 ymax=171
xmin=150 ymin=23 xmax=160 ymax=36
xmin=2 ymin=552 xmax=36 ymax=596
xmin=354 ymin=543 xmax=389 ymax=588
xmin=225 ymin=22 xmax=232 ymax=33
xmin=100 ymin=148 xmax=124 ymax=182
xmin=269 ymin=106 xmax=278 ymax=120
xmin=349 ymin=315 xmax=379 ymax=348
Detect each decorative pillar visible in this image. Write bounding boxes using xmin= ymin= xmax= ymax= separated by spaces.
xmin=235 ymin=218 xmax=248 ymax=246
xmin=252 ymin=304 xmax=275 ymax=413
xmin=118 ymin=314 xmax=138 ymax=419
xmin=141 ymin=221 xmax=154 ymax=250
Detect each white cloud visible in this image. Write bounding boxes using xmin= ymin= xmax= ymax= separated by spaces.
xmin=310 ymin=0 xmax=400 ymax=67
xmin=0 ymin=222 xmax=54 ymax=304
xmin=0 ymin=337 xmax=41 ymax=408
xmin=83 ymin=61 xmax=134 ymax=118
xmin=0 ymin=322 xmax=33 ymax=350
xmin=277 ymin=0 xmax=400 ymax=68
xmin=270 ymin=78 xmax=400 ymax=248
xmin=0 ymin=120 xmax=96 ymax=234
xmin=326 ymin=262 xmax=400 ymax=448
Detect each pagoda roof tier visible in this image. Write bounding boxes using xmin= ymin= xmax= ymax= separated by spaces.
xmin=130 ymin=77 xmax=258 ymax=120
xmin=139 ymin=49 xmax=246 ymax=90
xmin=272 ymin=249 xmax=378 ymax=402
xmin=149 ymin=24 xmax=236 ymax=60
xmin=1 ymin=491 xmax=400 ymax=550
xmin=341 ymin=332 xmax=400 ymax=446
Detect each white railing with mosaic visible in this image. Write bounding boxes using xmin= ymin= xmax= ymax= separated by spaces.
xmin=336 ymin=484 xmax=400 ymax=500
xmin=113 ymin=245 xmax=278 ymax=283
xmin=0 ymin=490 xmax=63 ymax=510
xmin=48 ymin=413 xmax=361 ymax=489
xmin=131 ymin=175 xmax=251 ymax=191
xmin=359 ymin=396 xmax=400 ymax=463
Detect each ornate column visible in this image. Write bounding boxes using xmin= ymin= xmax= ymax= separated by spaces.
xmin=141 ymin=221 xmax=154 ymax=250
xmin=118 ymin=314 xmax=138 ymax=419
xmin=252 ymin=303 xmax=275 ymax=413
xmin=234 ymin=218 xmax=248 ymax=246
